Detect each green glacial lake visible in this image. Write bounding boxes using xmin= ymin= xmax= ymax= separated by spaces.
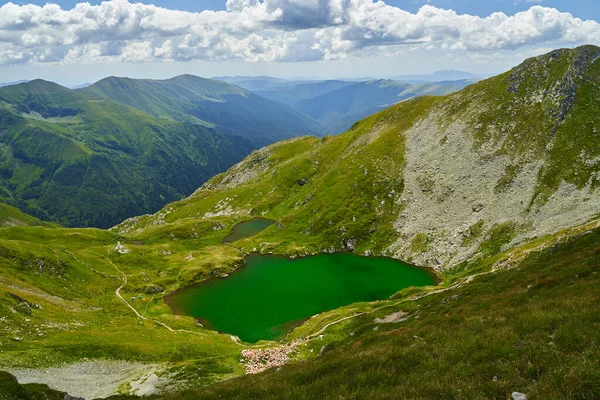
xmin=167 ymin=253 xmax=437 ymax=343
xmin=222 ymin=217 xmax=275 ymax=243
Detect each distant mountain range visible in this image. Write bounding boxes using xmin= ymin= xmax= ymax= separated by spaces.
xmin=215 ymin=74 xmax=478 ymax=133
xmin=0 ymin=79 xmax=256 ymax=227
xmin=391 ymin=69 xmax=486 ymax=82
xmin=68 ymin=82 xmax=92 ymax=89
xmin=253 ymin=80 xmax=357 ymax=106
xmin=0 ymin=80 xmax=29 ymax=88
xmin=0 ymin=72 xmax=478 ymax=227
xmin=214 ymin=70 xmax=483 ymax=87
xmin=291 ymin=79 xmax=472 ymax=134
xmin=213 ymin=76 xmax=293 ymax=92
xmin=81 ymin=75 xmax=319 ymax=147
xmin=218 ymin=77 xmax=473 ymax=134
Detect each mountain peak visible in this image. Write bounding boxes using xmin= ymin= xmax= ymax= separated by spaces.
xmin=15 ymin=79 xmax=70 ymax=93
xmin=517 ymin=44 xmax=600 ymax=73
xmin=93 ymin=76 xmax=136 ymax=85
xmin=506 ymin=44 xmax=600 ymax=98
xmin=0 ymin=79 xmax=75 ymax=103
xmin=169 ymin=74 xmax=206 ymax=81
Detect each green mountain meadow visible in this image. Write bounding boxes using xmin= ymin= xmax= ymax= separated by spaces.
xmin=0 ymin=46 xmax=599 ymax=399
xmin=0 ymin=79 xmax=256 ymax=228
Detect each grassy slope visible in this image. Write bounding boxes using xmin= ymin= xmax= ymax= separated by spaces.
xmin=160 ymin=226 xmax=600 ymax=400
xmin=0 ymin=80 xmax=253 ymax=228
xmin=1 ymin=47 xmax=600 ymax=398
xmin=1 ymin=213 xmax=599 ymax=399
xmin=81 ymin=75 xmax=320 ymax=147
xmin=115 ymin=95 xmax=442 ymax=260
xmin=0 ymin=224 xmax=252 ymax=391
xmin=0 ymin=203 xmax=57 ymax=228
xmin=0 ymin=94 xmax=438 ymax=393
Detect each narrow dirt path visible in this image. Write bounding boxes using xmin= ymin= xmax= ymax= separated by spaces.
xmin=105 ymin=256 xmax=264 ymax=347
xmin=62 ymin=250 xmax=119 ymax=280
xmin=68 ymin=249 xmax=206 ymax=337
xmin=305 ymin=216 xmax=600 ymax=340
xmin=101 ymin=255 xmax=206 ymax=336
xmin=66 ymin=249 xmax=268 ymax=347
xmin=305 ymin=282 xmax=460 ymax=340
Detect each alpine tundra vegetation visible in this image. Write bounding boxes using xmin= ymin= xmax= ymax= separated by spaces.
xmin=0 ymin=45 xmax=599 ymax=399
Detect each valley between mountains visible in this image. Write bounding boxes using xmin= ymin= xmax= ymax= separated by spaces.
xmin=1 ymin=46 xmax=600 ymax=399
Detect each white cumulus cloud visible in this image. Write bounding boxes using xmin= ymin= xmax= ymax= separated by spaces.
xmin=0 ymin=0 xmax=598 ymax=65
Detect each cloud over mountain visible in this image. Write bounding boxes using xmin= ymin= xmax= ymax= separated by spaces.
xmin=0 ymin=0 xmax=598 ymax=65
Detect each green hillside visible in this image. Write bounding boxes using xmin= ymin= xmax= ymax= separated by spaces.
xmin=162 ymin=225 xmax=600 ymax=399
xmin=131 ymin=44 xmax=598 ymax=271
xmin=81 ymin=75 xmax=320 ymax=146
xmin=0 ymin=203 xmax=57 ymax=228
xmin=0 ymin=46 xmax=599 ymax=399
xmin=0 ymin=80 xmax=253 ymax=228
xmin=122 ymin=42 xmax=600 ymax=265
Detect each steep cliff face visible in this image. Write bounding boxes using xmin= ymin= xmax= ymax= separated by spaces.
xmin=116 ymin=46 xmax=600 ymax=271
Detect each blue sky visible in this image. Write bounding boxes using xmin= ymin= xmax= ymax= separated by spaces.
xmin=0 ymin=0 xmax=598 ymax=85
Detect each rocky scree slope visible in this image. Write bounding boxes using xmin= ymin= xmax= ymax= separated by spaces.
xmin=116 ymin=46 xmax=600 ymax=272
xmin=392 ymin=44 xmax=600 ymax=270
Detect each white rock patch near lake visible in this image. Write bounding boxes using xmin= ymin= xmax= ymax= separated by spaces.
xmin=8 ymin=361 xmax=168 ymax=399
xmin=374 ymin=311 xmax=409 ymax=324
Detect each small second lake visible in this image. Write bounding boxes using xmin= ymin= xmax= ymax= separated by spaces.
xmin=166 ymin=252 xmax=437 ymax=343
xmin=222 ymin=218 xmax=275 ymax=243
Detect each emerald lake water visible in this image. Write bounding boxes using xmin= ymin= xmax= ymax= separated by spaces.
xmin=222 ymin=218 xmax=275 ymax=243
xmin=166 ymin=253 xmax=437 ymax=343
